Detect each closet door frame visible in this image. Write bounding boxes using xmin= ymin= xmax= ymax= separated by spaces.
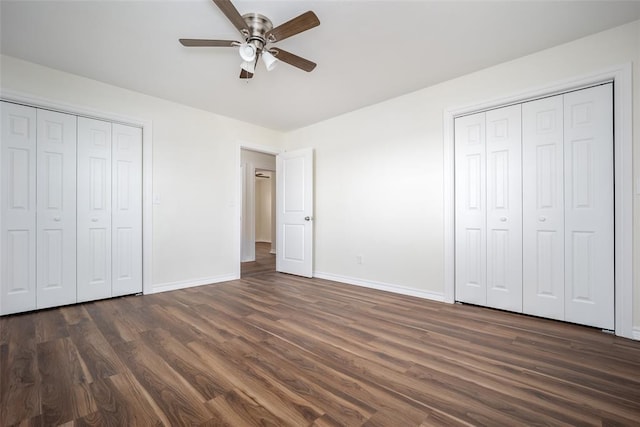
xmin=0 ymin=90 xmax=153 ymax=298
xmin=443 ymin=63 xmax=634 ymax=339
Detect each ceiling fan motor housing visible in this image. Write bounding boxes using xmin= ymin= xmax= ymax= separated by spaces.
xmin=242 ymin=13 xmax=273 ymax=52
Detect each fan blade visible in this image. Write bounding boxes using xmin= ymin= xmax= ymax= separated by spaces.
xmin=212 ymin=0 xmax=249 ymax=35
xmin=240 ymin=69 xmax=254 ymax=79
xmin=270 ymin=48 xmax=316 ymax=72
xmin=179 ymin=39 xmax=237 ymax=47
xmin=266 ymin=11 xmax=320 ymax=42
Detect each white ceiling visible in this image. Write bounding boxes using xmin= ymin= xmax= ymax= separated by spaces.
xmin=2 ymin=1 xmax=640 ymax=131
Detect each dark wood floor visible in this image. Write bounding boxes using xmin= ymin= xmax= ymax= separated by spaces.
xmin=241 ymin=242 xmax=276 ymax=278
xmin=2 ymin=253 xmax=640 ymax=425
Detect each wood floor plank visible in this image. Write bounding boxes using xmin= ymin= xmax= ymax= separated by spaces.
xmin=205 ymin=388 xmax=291 ymax=427
xmin=34 ymin=309 xmax=69 ymax=344
xmin=136 ymin=303 xmax=203 ymax=345
xmin=188 ymin=339 xmax=324 ymax=426
xmin=37 ymin=337 xmax=96 ymax=425
xmin=107 ymin=371 xmax=169 ymax=426
xmin=369 ymin=331 xmax=640 ymax=422
xmin=311 ymin=413 xmax=345 ymax=427
xmin=189 ymin=302 xmax=273 ymax=343
xmin=361 ymin=406 xmax=429 ymax=427
xmin=0 ymin=316 xmax=8 ymax=346
xmin=112 ymin=339 xmax=213 ymax=426
xmin=1 ymin=314 xmax=40 ymax=426
xmin=76 ymin=374 xmax=164 ymax=427
xmin=239 ymin=337 xmax=375 ymax=426
xmin=258 ymin=333 xmax=442 ymax=421
xmin=2 ymin=245 xmax=640 ymax=426
xmin=66 ymin=319 xmax=123 ymax=380
xmin=139 ymin=328 xmax=229 ymax=400
xmin=59 ymin=304 xmax=92 ymax=326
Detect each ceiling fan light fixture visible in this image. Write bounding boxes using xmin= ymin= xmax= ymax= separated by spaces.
xmin=240 ymin=60 xmax=255 ymax=74
xmin=179 ymin=2 xmax=320 ymax=78
xmin=262 ymin=50 xmax=278 ymax=71
xmin=239 ymin=42 xmax=257 ymax=62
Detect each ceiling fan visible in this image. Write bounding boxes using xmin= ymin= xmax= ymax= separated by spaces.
xmin=179 ymin=0 xmax=320 ymax=79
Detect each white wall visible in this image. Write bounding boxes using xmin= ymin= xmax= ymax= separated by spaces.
xmin=283 ymin=20 xmax=640 ymax=328
xmin=0 ymin=55 xmax=283 ymax=292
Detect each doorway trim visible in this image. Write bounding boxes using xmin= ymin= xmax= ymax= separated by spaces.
xmin=0 ymin=88 xmax=154 ymax=295
xmin=235 ymin=142 xmax=282 ymax=279
xmin=443 ymin=63 xmax=633 ymax=339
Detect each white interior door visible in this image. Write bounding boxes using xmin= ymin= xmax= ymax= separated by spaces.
xmin=77 ymin=117 xmax=112 ymax=302
xmin=111 ymin=123 xmax=142 ymax=297
xmin=1 ymin=102 xmax=37 ymax=314
xmin=522 ymin=94 xmax=565 ymax=321
xmin=36 ymin=109 xmax=77 ymax=308
xmin=485 ymin=104 xmax=523 ymax=312
xmin=276 ymin=148 xmax=314 ymax=277
xmin=454 ymin=112 xmax=487 ymax=305
xmin=563 ymin=84 xmax=614 ymax=329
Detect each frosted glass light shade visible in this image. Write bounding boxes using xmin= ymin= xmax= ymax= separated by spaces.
xmin=262 ymin=51 xmax=278 ymax=71
xmin=239 ymin=43 xmax=257 ymax=62
xmin=241 ymin=60 xmax=255 ymax=74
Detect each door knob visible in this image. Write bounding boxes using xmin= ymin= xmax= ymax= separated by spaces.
xmin=499 ymin=217 xmax=507 ymax=222
xmin=53 ymin=217 xmax=61 ymax=222
xmin=539 ymin=216 xmax=546 ymax=222
xmin=304 ymin=216 xmax=313 ymax=221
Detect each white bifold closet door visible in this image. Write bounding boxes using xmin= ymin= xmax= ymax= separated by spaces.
xmin=563 ymin=85 xmax=613 ymax=329
xmin=454 ymin=112 xmax=487 ymax=306
xmin=1 ymin=105 xmax=142 ymax=314
xmin=36 ymin=109 xmax=77 ymax=309
xmin=485 ymin=105 xmax=522 ymax=312
xmin=2 ymin=105 xmax=77 ymax=313
xmin=522 ymin=85 xmax=614 ymax=329
xmin=522 ymin=95 xmax=566 ymax=321
xmin=77 ymin=118 xmax=143 ymax=302
xmin=456 ymin=83 xmax=614 ymax=330
xmin=77 ymin=117 xmax=113 ymax=302
xmin=111 ymin=124 xmax=142 ymax=297
xmin=1 ymin=103 xmax=37 ymax=314
xmin=455 ymin=104 xmax=522 ymax=312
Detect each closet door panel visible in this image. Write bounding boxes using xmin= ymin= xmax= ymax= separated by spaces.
xmin=1 ymin=103 xmax=37 ymax=314
xmin=454 ymin=112 xmax=487 ymax=305
xmin=485 ymin=105 xmax=522 ymax=312
xmin=36 ymin=109 xmax=77 ymax=308
xmin=563 ymin=84 xmax=614 ymax=329
xmin=77 ymin=117 xmax=112 ymax=302
xmin=111 ymin=124 xmax=142 ymax=296
xmin=522 ymin=95 xmax=565 ymax=321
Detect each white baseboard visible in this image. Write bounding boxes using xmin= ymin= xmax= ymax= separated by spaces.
xmin=148 ymin=273 xmax=238 ymax=294
xmin=632 ymin=327 xmax=640 ymax=341
xmin=313 ymin=271 xmax=445 ymax=303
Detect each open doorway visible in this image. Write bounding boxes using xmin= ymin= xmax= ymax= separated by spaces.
xmin=240 ymin=149 xmax=276 ymax=277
